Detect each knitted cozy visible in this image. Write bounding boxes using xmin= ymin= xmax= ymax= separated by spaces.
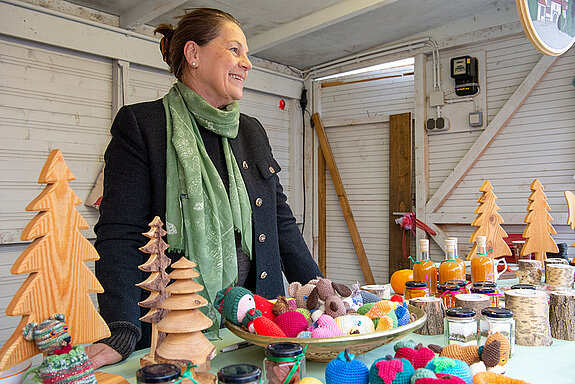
xmin=394 ymin=346 xmax=435 ymax=370
xmin=32 ymin=346 xmax=96 ymax=384
xmin=425 ymin=357 xmax=472 ymax=384
xmin=369 ymin=356 xmax=414 ymax=384
xmin=335 ymin=315 xmax=375 ymax=335
xmin=274 ymin=311 xmax=309 ymax=337
xmin=254 ymin=294 xmax=276 ymax=321
xmin=312 ymin=314 xmax=346 ymax=338
xmin=325 ymin=350 xmax=369 ymax=384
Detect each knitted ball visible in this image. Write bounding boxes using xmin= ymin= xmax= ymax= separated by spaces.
xmin=358 ymin=302 xmax=377 ymax=316
xmin=312 ymin=315 xmax=346 ymax=338
xmin=360 ymin=290 xmax=382 ymax=304
xmin=410 ymin=368 xmax=437 ymax=383
xmin=214 ymin=287 xmax=256 ymax=326
xmin=369 ymin=356 xmax=414 ymax=384
xmin=390 ymin=294 xmax=404 ymax=303
xmin=334 ymin=315 xmax=375 ymax=335
xmin=253 ymin=316 xmax=286 ymax=337
xmin=395 ymin=303 xmax=410 ymax=326
xmin=295 ymin=308 xmax=313 ymax=324
xmin=275 ymin=311 xmax=309 ymax=337
xmin=425 ymin=357 xmax=472 ymax=384
xmin=254 ymin=294 xmax=276 ymax=321
xmin=393 ymin=341 xmax=417 ymax=352
xmin=325 ymin=350 xmax=369 ymax=384
xmin=366 ymin=301 xmax=398 ymax=319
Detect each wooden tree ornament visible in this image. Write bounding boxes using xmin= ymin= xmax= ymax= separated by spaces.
xmin=0 ymin=150 xmax=110 ymax=370
xmin=155 ymin=257 xmax=216 ymax=384
xmin=466 ymin=181 xmax=512 ymax=260
xmin=522 ymin=179 xmax=559 ymax=262
xmin=137 ymin=216 xmax=172 ymax=367
xmin=565 ymin=190 xmax=575 ymax=247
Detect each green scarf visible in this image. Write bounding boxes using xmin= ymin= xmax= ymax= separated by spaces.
xmin=164 ymin=82 xmax=253 ymax=333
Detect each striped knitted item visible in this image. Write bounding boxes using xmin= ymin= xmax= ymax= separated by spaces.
xmin=34 ymin=346 xmax=96 ymax=384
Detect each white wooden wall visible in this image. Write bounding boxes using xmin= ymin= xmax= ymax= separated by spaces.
xmin=318 ymin=64 xmax=415 ymax=286
xmin=0 ymin=35 xmax=299 ymax=347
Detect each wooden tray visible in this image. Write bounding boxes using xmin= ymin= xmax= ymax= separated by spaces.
xmin=225 ymin=305 xmax=426 ymax=362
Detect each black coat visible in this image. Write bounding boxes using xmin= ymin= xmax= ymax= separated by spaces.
xmin=94 ymin=99 xmax=321 ymax=349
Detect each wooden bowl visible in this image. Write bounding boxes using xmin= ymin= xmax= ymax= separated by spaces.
xmin=225 ymin=305 xmax=426 ymax=362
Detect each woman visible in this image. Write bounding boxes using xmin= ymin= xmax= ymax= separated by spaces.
xmin=86 ymin=8 xmax=321 ymax=368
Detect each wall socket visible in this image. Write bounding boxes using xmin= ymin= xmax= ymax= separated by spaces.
xmin=426 ymin=117 xmax=449 ymax=132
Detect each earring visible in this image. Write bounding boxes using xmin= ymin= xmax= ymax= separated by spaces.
xmin=192 ymin=62 xmax=197 ymax=67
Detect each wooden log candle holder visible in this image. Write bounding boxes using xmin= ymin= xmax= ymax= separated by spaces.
xmin=516 ymin=259 xmax=543 ymax=286
xmin=505 ymin=289 xmax=552 ymax=346
xmin=410 ymin=297 xmax=444 ymax=335
xmin=545 ymin=264 xmax=574 ymax=289
xmin=549 ymin=290 xmax=575 ymax=340
xmin=544 ymin=258 xmax=569 ymax=284
xmin=454 ymin=294 xmax=491 ymax=320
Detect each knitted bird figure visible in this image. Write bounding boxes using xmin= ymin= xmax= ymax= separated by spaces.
xmin=214 ymin=286 xmax=285 ymax=337
xmin=325 ymin=349 xmax=369 ymax=384
xmin=23 ymin=314 xmax=96 ymax=384
xmin=425 ymin=357 xmax=472 ymax=384
xmin=369 ymin=355 xmax=414 ymax=384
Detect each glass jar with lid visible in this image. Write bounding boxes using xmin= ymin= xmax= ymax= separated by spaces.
xmin=444 ymin=307 xmax=478 ymax=346
xmin=446 ymin=279 xmax=468 ymax=294
xmin=470 ymin=285 xmax=499 ymax=307
xmin=404 ymin=280 xmax=428 ymax=300
xmin=263 ymin=342 xmax=305 ymax=384
xmin=218 ymin=364 xmax=262 ymax=384
xmin=510 ymin=283 xmax=535 ymax=290
xmin=436 ymin=283 xmax=460 ymax=309
xmin=136 ymin=364 xmax=180 ymax=384
xmin=479 ymin=307 xmax=515 ymax=355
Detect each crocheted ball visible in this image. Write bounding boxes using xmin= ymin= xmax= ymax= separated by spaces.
xmin=395 ymin=303 xmax=410 ymax=326
xmin=393 ymin=341 xmax=417 ymax=352
xmin=254 ymin=294 xmax=276 ymax=321
xmin=369 ymin=356 xmax=414 ymax=384
xmin=295 ymin=308 xmax=313 ymax=324
xmin=390 ymin=294 xmax=404 ymax=303
xmin=411 ymin=368 xmax=437 ymax=383
xmin=360 ymin=290 xmax=382 ymax=304
xmin=275 ymin=311 xmax=309 ymax=337
xmin=414 ymin=374 xmax=467 ymax=384
xmin=253 ymin=316 xmax=286 ymax=337
xmin=325 ymin=350 xmax=369 ymax=384
xmin=425 ymin=357 xmax=472 ymax=384
xmin=366 ymin=301 xmax=398 ymax=319
xmin=335 ymin=315 xmax=375 ymax=335
xmin=358 ymin=302 xmax=377 ymax=316
xmin=312 ymin=314 xmax=346 ymax=338
xmin=214 ymin=287 xmax=257 ymax=326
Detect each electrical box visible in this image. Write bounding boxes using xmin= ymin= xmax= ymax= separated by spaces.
xmin=450 ymin=56 xmax=479 ymax=96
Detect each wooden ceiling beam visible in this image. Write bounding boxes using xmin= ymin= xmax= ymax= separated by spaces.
xmin=120 ymin=0 xmax=188 ymax=30
xmin=248 ymin=0 xmax=398 ymax=54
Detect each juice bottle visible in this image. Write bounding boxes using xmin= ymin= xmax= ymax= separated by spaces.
xmin=471 ymin=235 xmax=495 ymax=283
xmin=448 ymin=237 xmax=466 ymax=277
xmin=439 ymin=239 xmax=465 ymax=284
xmin=413 ymin=239 xmax=438 ymax=295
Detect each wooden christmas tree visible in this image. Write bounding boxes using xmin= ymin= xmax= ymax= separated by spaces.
xmin=522 ymin=179 xmax=559 ymax=262
xmin=467 ymin=180 xmax=512 ymax=260
xmin=565 ymin=190 xmax=575 ymax=247
xmin=0 ymin=150 xmax=110 ymax=370
xmin=137 ymin=216 xmax=171 ymax=367
xmin=155 ymin=257 xmax=216 ymax=383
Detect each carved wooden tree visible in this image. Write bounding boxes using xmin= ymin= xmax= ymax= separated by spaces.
xmin=137 ymin=216 xmax=171 ymax=367
xmin=0 ymin=150 xmax=110 ymax=370
xmin=466 ymin=180 xmax=512 ymax=260
xmin=522 ymin=179 xmax=559 ymax=262
xmin=565 ymin=190 xmax=575 ymax=247
xmin=155 ymin=257 xmax=216 ymax=383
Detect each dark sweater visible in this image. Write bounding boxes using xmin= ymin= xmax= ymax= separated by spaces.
xmin=94 ymin=99 xmax=321 ymax=358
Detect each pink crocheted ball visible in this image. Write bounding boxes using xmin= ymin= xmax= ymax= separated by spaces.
xmin=274 ymin=311 xmax=309 ymax=337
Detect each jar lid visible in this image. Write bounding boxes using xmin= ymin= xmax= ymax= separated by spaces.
xmin=510 ymin=283 xmax=536 ymax=290
xmin=265 ymin=342 xmax=303 ymax=358
xmin=481 ymin=307 xmax=513 ymax=318
xmin=217 ymin=364 xmax=262 ymax=383
xmin=445 ymin=307 xmax=476 ymax=318
xmin=473 ymin=281 xmax=497 ymax=288
xmin=405 ymin=280 xmax=427 ymax=288
xmin=136 ymin=364 xmax=180 ymax=383
xmin=445 ymin=280 xmax=466 ymax=288
xmin=470 ymin=286 xmax=496 ymax=294
xmin=437 ymin=283 xmax=460 ymax=292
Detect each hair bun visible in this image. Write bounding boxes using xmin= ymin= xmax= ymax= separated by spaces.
xmin=155 ymin=24 xmax=175 ymax=64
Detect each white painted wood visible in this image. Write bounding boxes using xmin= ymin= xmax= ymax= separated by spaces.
xmin=248 ymin=0 xmax=399 ymax=54
xmin=414 ymin=53 xmax=429 ymax=254
xmin=425 ymin=54 xmax=559 ymax=213
xmin=120 ymin=0 xmax=188 ymax=29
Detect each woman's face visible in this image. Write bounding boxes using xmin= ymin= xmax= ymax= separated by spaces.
xmin=185 ymin=22 xmax=252 ymax=108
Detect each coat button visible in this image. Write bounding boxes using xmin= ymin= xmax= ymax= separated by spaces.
xmin=258 ymin=234 xmax=266 ymax=243
xmin=242 ymin=161 xmax=248 ymax=169
xmin=268 ymin=166 xmax=275 ymax=174
xmin=260 ymin=271 xmax=268 ymax=279
xmin=255 ymin=197 xmax=263 ymax=207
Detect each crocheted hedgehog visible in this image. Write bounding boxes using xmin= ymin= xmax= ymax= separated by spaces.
xmin=23 ymin=313 xmax=96 ymax=384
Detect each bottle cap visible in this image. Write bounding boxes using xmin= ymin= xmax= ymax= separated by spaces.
xmin=445 ymin=239 xmax=456 ymax=252
xmin=445 ymin=307 xmax=476 ymax=318
xmin=481 ymin=307 xmax=513 ymax=318
xmin=217 ymin=364 xmax=262 ymax=384
xmin=476 ymin=235 xmax=487 ymax=247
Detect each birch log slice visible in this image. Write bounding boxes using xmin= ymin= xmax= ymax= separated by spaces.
xmin=517 ymin=259 xmax=543 ymax=285
xmin=410 ymin=297 xmax=443 ymax=335
xmin=546 ymin=264 xmax=574 ymax=289
xmin=545 ymin=258 xmax=569 ymax=284
xmin=505 ymin=289 xmax=552 ymax=346
xmin=455 ymin=294 xmax=491 ymax=320
xmin=549 ymin=290 xmax=575 ymax=340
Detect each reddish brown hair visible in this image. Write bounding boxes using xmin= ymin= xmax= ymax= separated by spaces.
xmin=155 ymin=8 xmax=240 ymax=80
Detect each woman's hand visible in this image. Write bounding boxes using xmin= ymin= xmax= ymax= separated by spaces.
xmin=85 ymin=343 xmax=122 ymax=369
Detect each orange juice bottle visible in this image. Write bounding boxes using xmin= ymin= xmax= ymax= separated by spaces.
xmin=439 ymin=239 xmax=465 ymax=284
xmin=413 ymin=239 xmax=437 ymax=295
xmin=448 ymin=237 xmax=466 ymax=276
xmin=471 ymin=235 xmax=495 ymax=283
